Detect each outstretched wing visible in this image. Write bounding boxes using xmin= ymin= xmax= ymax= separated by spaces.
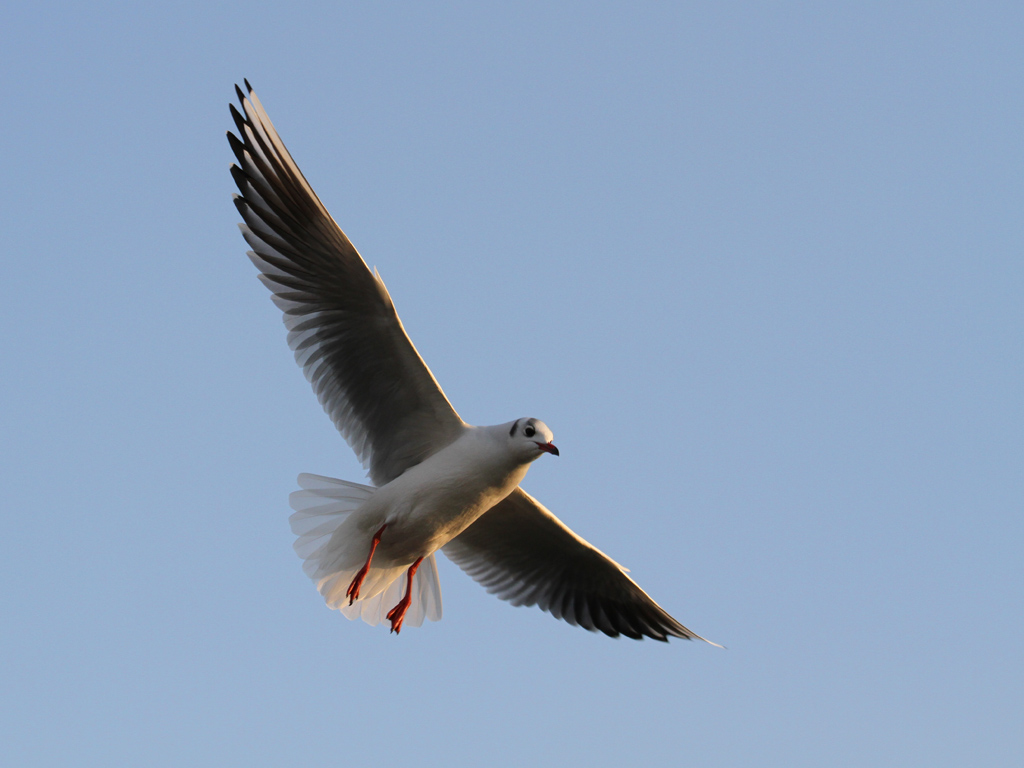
xmin=228 ymin=81 xmax=465 ymax=485
xmin=444 ymin=488 xmax=718 ymax=644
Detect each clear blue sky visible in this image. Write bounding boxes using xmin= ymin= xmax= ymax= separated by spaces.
xmin=3 ymin=2 xmax=1021 ymax=766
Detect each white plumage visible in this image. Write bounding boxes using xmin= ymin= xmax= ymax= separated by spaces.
xmin=289 ymin=474 xmax=442 ymax=628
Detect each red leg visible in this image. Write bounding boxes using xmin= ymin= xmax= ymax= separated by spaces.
xmin=387 ymin=556 xmax=425 ymax=635
xmin=345 ymin=524 xmax=387 ymax=605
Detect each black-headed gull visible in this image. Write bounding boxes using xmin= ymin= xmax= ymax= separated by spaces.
xmin=229 ymin=81 xmax=717 ymax=643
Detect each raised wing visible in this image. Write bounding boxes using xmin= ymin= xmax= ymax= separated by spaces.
xmin=444 ymin=488 xmax=718 ymax=643
xmin=228 ymin=82 xmax=465 ymax=485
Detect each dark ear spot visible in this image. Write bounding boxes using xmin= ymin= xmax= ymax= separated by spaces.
xmin=509 ymin=419 xmax=520 ymax=437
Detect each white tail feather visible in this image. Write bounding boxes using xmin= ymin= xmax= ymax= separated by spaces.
xmin=288 ymin=473 xmax=443 ymax=628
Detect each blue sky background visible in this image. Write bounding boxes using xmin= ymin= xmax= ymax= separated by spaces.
xmin=3 ymin=2 xmax=1022 ymax=766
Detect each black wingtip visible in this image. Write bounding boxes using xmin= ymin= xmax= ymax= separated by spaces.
xmin=244 ymin=78 xmax=253 ymax=94
xmin=228 ymin=103 xmax=248 ymax=138
xmin=226 ymin=130 xmax=247 ymax=165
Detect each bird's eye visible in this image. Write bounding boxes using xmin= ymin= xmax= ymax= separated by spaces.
xmin=524 ymin=426 xmax=536 ymax=438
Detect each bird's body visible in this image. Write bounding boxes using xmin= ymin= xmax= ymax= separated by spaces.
xmin=229 ymin=81 xmax=717 ymax=643
xmin=331 ymin=423 xmax=540 ymax=569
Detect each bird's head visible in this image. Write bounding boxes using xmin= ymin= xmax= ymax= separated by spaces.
xmin=507 ymin=418 xmax=559 ymax=462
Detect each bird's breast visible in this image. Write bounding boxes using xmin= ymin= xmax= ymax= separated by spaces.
xmin=373 ymin=436 xmax=528 ymax=561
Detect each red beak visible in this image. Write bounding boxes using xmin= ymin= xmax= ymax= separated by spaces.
xmin=535 ymin=442 xmax=560 ymax=456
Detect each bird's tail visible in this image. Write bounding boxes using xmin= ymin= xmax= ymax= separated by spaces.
xmin=288 ymin=473 xmax=442 ymax=628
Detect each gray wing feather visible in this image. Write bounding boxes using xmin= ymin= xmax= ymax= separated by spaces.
xmin=444 ymin=488 xmax=718 ymax=643
xmin=228 ymin=82 xmax=465 ymax=485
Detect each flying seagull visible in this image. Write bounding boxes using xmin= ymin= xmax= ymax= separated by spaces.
xmin=228 ymin=80 xmax=717 ymax=643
